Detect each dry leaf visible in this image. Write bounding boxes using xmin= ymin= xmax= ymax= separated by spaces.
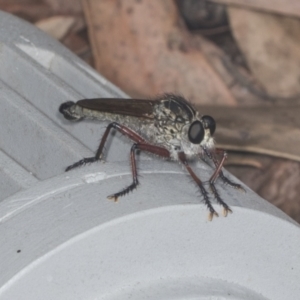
xmin=82 ymin=0 xmax=237 ymax=105
xmin=212 ymin=0 xmax=300 ymax=18
xmin=198 ymin=104 xmax=300 ymax=162
xmin=228 ymin=7 xmax=300 ymax=99
xmin=227 ymin=154 xmax=300 ymax=223
xmin=225 ymin=155 xmax=263 ymax=168
xmin=44 ymin=0 xmax=82 ymax=14
xmin=194 ymin=35 xmax=263 ymax=105
xmin=0 ymin=3 xmax=52 ymax=23
xmin=35 ymin=16 xmax=76 ymax=40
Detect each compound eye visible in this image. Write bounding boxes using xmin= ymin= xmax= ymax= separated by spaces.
xmin=188 ymin=121 xmax=204 ymax=144
xmin=202 ymin=115 xmax=216 ymax=136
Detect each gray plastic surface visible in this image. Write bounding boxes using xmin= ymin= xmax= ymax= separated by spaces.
xmin=0 ymin=11 xmax=299 ymax=300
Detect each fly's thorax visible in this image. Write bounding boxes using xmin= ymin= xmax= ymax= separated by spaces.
xmin=153 ymin=100 xmax=194 ymax=125
xmin=153 ymin=101 xmax=191 ymax=145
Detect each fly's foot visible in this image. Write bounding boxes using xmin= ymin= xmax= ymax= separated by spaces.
xmin=209 ymin=182 xmax=233 ymax=218
xmin=107 ymin=195 xmax=118 ymax=202
xmin=199 ymin=185 xmax=219 ymax=221
xmin=107 ymin=181 xmax=139 ymax=202
xmin=223 ymin=206 xmax=233 ymax=217
xmin=65 ymin=157 xmax=99 ymax=172
xmin=227 ymin=180 xmax=246 ymax=193
xmin=236 ymin=184 xmax=246 ymax=193
xmin=208 ymin=210 xmax=219 ymax=221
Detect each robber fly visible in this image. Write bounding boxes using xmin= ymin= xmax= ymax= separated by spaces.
xmin=59 ymin=94 xmax=243 ymax=220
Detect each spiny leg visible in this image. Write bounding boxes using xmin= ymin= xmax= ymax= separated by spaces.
xmin=203 ymin=147 xmax=245 ymax=192
xmin=107 ymin=143 xmax=139 ymax=201
xmin=65 ymin=157 xmax=97 ymax=171
xmin=203 ymin=147 xmax=247 ymax=217
xmin=65 ymin=122 xmax=147 ymax=172
xmin=178 ymin=152 xmax=218 ymax=221
xmin=107 ymin=143 xmax=170 ymax=201
xmin=205 ymin=150 xmax=232 ymax=217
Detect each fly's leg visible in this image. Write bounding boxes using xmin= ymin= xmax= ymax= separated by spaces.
xmin=107 ymin=143 xmax=170 ymax=201
xmin=203 ymin=147 xmax=245 ymax=217
xmin=203 ymin=147 xmax=245 ymax=191
xmin=207 ymin=151 xmax=232 ymax=217
xmin=178 ymin=152 xmax=218 ymax=221
xmin=65 ymin=122 xmax=170 ymax=201
xmin=65 ymin=157 xmax=98 ymax=171
xmin=65 ymin=122 xmax=147 ymax=172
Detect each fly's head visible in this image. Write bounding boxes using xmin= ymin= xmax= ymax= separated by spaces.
xmin=59 ymin=101 xmax=83 ymax=121
xmin=177 ymin=112 xmax=215 ymax=158
xmin=190 ymin=114 xmax=215 ymax=146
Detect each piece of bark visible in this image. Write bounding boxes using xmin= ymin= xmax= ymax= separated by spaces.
xmin=212 ymin=0 xmax=300 ymax=18
xmin=228 ymin=7 xmax=300 ymax=99
xmin=82 ymin=0 xmax=237 ymax=105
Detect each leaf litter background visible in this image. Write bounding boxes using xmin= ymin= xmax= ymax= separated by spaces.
xmin=3 ymin=0 xmax=300 ymax=223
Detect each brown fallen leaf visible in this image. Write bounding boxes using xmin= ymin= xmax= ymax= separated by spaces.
xmin=177 ymin=0 xmax=228 ymax=30
xmin=228 ymin=7 xmax=300 ymax=99
xmin=212 ymin=0 xmax=300 ymax=18
xmin=44 ymin=0 xmax=82 ymax=14
xmin=63 ymin=31 xmax=92 ymax=65
xmin=226 ymin=154 xmax=300 ymax=223
xmin=225 ymin=155 xmax=263 ymax=169
xmin=198 ymin=104 xmax=300 ymax=162
xmin=193 ymin=35 xmax=264 ymax=105
xmin=82 ymin=0 xmax=237 ymax=105
xmin=0 ymin=2 xmax=53 ymax=23
xmin=35 ymin=16 xmax=76 ymax=40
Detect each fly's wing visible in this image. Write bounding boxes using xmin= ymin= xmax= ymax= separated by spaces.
xmin=76 ymin=98 xmax=158 ymax=120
